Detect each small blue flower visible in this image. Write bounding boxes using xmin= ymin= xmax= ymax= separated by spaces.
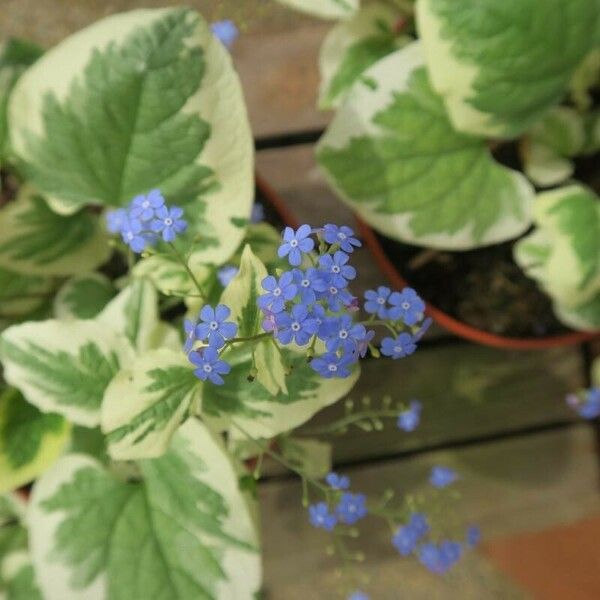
xmin=308 ymin=502 xmax=337 ymax=531
xmin=310 ymin=352 xmax=354 ymax=379
xmin=325 ymin=315 xmax=367 ymax=353
xmin=309 ymin=304 xmax=336 ymax=340
xmin=274 ymin=304 xmax=318 ymax=346
xmin=429 ymin=466 xmax=458 ymax=488
xmin=466 ymin=525 xmax=481 ymax=548
xmin=217 ymin=265 xmax=239 ymax=287
xmin=381 ymin=333 xmax=417 ymax=359
xmin=183 ymin=318 xmax=197 ymax=353
xmin=567 ymin=387 xmax=600 ymax=420
xmin=150 ymin=205 xmax=187 ymax=242
xmin=322 ymin=224 xmax=361 ymax=254
xmin=363 ymin=286 xmax=392 ymax=319
xmin=106 ymin=208 xmax=127 ymax=234
xmin=392 ymin=525 xmax=418 ymax=556
xmin=397 ymin=400 xmax=422 ymax=432
xmin=189 ymin=347 xmax=231 ymax=385
xmin=130 ymin=189 xmax=165 ymax=222
xmin=388 ymin=288 xmax=425 ymax=326
xmin=414 ymin=316 xmax=433 ymax=341
xmin=439 ymin=540 xmax=463 ymax=570
xmin=251 ymin=203 xmax=265 ymax=223
xmin=407 ymin=512 xmax=430 ymax=538
xmin=278 ymin=225 xmax=314 ymax=266
xmin=319 ymin=251 xmax=356 ymax=288
xmin=195 ymin=304 xmax=238 ymax=349
xmin=348 ymin=592 xmax=369 ymax=600
xmin=418 ymin=543 xmax=444 ymax=574
xmin=258 ymin=272 xmax=297 ymax=314
xmin=315 ymin=279 xmax=354 ymax=311
xmin=292 ymin=268 xmax=322 ymax=305
xmin=211 ymin=19 xmax=239 ymax=48
xmin=336 ymin=492 xmax=367 ymax=525
xmin=356 ymin=329 xmax=375 ymax=358
xmin=325 ymin=472 xmax=350 ymax=490
xmin=120 ymin=218 xmax=153 ymax=254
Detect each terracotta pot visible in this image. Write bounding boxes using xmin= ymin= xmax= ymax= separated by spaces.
xmin=356 ymin=217 xmax=599 ymax=350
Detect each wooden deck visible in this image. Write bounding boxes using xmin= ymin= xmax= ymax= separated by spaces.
xmin=1 ymin=2 xmax=599 ymax=598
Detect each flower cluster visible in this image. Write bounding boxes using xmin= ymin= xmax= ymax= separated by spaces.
xmin=309 ymin=472 xmax=368 ymax=532
xmin=258 ymin=224 xmax=429 ymax=380
xmin=566 ymin=387 xmax=600 ymax=420
xmin=106 ymin=189 xmax=187 ymax=253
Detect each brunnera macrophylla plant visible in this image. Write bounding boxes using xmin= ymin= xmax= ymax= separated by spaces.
xmin=0 ymin=7 xmax=478 ymax=600
xmin=277 ymin=0 xmax=600 ymax=332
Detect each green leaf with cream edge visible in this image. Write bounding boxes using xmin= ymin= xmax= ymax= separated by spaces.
xmin=0 ymin=268 xmax=54 ymax=318
xmin=0 ymin=187 xmax=109 ymax=277
xmin=319 ymin=2 xmax=406 ymax=109
xmin=416 ymin=0 xmax=599 ymax=138
xmin=54 ymin=274 xmax=116 ymax=320
xmin=8 ymin=8 xmax=254 ymax=265
xmin=514 ymin=185 xmax=600 ymax=330
xmin=275 ymin=0 xmax=359 ymax=20
xmin=28 ymin=419 xmax=261 ymax=600
xmin=101 ymin=349 xmax=201 ymax=460
xmin=0 ymin=388 xmax=70 ymax=493
xmin=317 ymin=42 xmax=535 ymax=250
xmin=0 ymin=320 xmax=135 ymax=427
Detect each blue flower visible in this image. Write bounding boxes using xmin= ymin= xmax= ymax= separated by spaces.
xmin=278 ymin=225 xmax=314 ymax=266
xmin=392 ymin=525 xmax=418 ymax=556
xmin=418 ymin=543 xmax=445 ymax=574
xmin=217 ymin=265 xmax=239 ymax=287
xmin=130 ymin=189 xmax=165 ymax=222
xmin=388 ymin=288 xmax=425 ymax=326
xmin=150 ymin=205 xmax=187 ymax=242
xmin=308 ymin=502 xmax=337 ymax=531
xmin=251 ymin=202 xmax=265 ymax=223
xmin=120 ymin=218 xmax=153 ymax=254
xmin=309 ymin=304 xmax=336 ymax=340
xmin=106 ymin=208 xmax=127 ymax=234
xmin=310 ymin=352 xmax=354 ymax=379
xmin=356 ymin=329 xmax=375 ymax=358
xmin=292 ymin=268 xmax=322 ymax=305
xmin=407 ymin=512 xmax=430 ymax=538
xmin=319 ymin=251 xmax=356 ymax=288
xmin=274 ymin=304 xmax=318 ymax=346
xmin=195 ymin=304 xmax=238 ymax=349
xmin=439 ymin=540 xmax=463 ymax=570
xmin=348 ymin=592 xmax=369 ymax=600
xmin=183 ymin=318 xmax=197 ymax=353
xmin=466 ymin=525 xmax=481 ymax=548
xmin=211 ymin=19 xmax=239 ymax=48
xmin=380 ymin=333 xmax=417 ymax=359
xmin=336 ymin=492 xmax=367 ymax=525
xmin=413 ymin=316 xmax=433 ymax=341
xmin=397 ymin=400 xmax=422 ymax=432
xmin=322 ymin=224 xmax=361 ymax=253
xmin=325 ymin=315 xmax=367 ymax=353
xmin=189 ymin=347 xmax=231 ymax=385
xmin=315 ymin=280 xmax=354 ymax=311
xmin=363 ymin=286 xmax=392 ymax=319
xmin=325 ymin=472 xmax=350 ymax=490
xmin=258 ymin=272 xmax=297 ymax=314
xmin=429 ymin=466 xmax=458 ymax=488
xmin=567 ymin=387 xmax=600 ymax=420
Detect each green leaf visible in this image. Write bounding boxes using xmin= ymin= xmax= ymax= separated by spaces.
xmin=1 ymin=553 xmax=43 ymax=600
xmin=29 ymin=420 xmax=261 ymax=600
xmin=237 ymin=223 xmax=286 ymax=270
xmin=0 ymin=320 xmax=135 ymax=427
xmin=9 ymin=8 xmax=253 ymax=265
xmin=416 ymin=0 xmax=599 ymax=137
xmin=101 ymin=349 xmax=201 ymax=460
xmin=522 ymin=107 xmax=586 ymax=187
xmin=0 ymin=267 xmax=54 ymax=319
xmin=0 ymin=388 xmax=70 ymax=493
xmin=280 ymin=437 xmax=332 ymax=478
xmin=54 ymin=274 xmax=116 ymax=320
xmin=554 ymin=291 xmax=600 ymax=331
xmin=0 ymin=38 xmax=43 ymax=160
xmin=319 ymin=3 xmax=404 ymax=109
xmin=317 ymin=42 xmax=534 ymax=249
xmin=275 ymin=0 xmax=359 ymax=20
xmin=0 ymin=187 xmax=110 ymax=277
xmin=515 ymin=184 xmax=600 ymax=328
xmin=201 ymin=346 xmax=359 ymax=439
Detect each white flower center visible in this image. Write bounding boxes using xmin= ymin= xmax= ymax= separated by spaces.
xmin=142 ymin=200 xmax=150 ymax=209
xmin=339 ymin=330 xmax=348 ymax=339
xmin=329 ymin=286 xmax=338 ymax=295
xmin=394 ymin=345 xmax=403 ymax=354
xmin=377 ymin=297 xmax=385 ymax=304
xmin=301 ymin=279 xmax=310 ymax=288
xmin=338 ymin=233 xmax=347 ymax=240
xmin=332 ymin=265 xmax=341 ymax=274
xmin=126 ymin=232 xmax=134 ymax=241
xmin=164 ymin=217 xmax=173 ymax=226
xmin=290 ymin=239 xmax=298 ymax=248
xmin=273 ymin=287 xmax=282 ymax=297
xmin=328 ymin=364 xmax=338 ymax=372
xmin=209 ymin=321 xmax=219 ymax=330
xmin=203 ymin=364 xmax=213 ymax=373
xmin=291 ymin=322 xmax=301 ymax=332
xmin=401 ymin=302 xmax=410 ymax=310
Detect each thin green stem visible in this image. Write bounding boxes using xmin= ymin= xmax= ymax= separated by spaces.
xmin=360 ymin=319 xmax=398 ymax=336
xmin=301 ymin=409 xmax=401 ymax=436
xmin=223 ymin=332 xmax=272 ymax=347
xmin=168 ymin=242 xmax=206 ymax=301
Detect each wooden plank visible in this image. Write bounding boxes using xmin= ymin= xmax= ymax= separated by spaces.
xmin=259 ymin=425 xmax=600 ymax=599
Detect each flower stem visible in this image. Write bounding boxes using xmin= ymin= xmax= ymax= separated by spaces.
xmin=167 ymin=242 xmax=206 ymax=301
xmin=300 ymin=409 xmax=401 ymax=436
